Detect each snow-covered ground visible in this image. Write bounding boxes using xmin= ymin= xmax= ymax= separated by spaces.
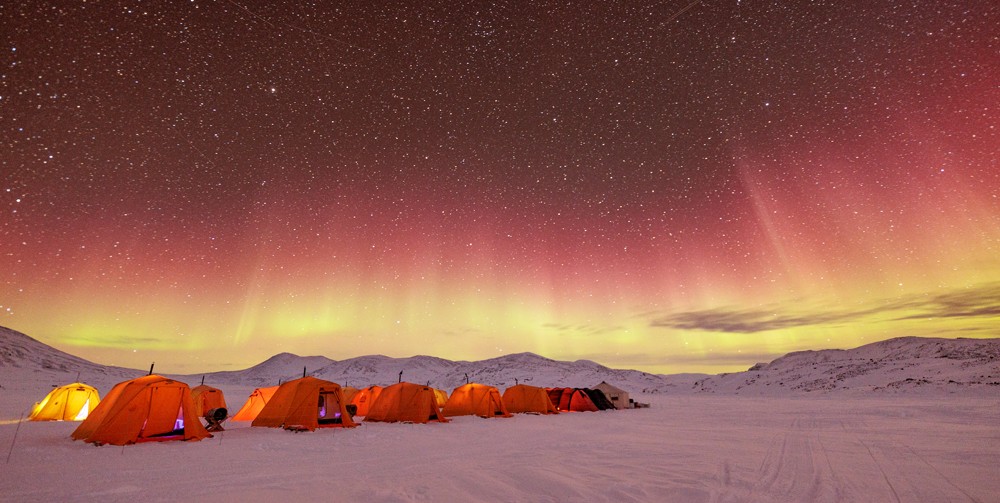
xmin=2 ymin=326 xmax=999 ymax=501
xmin=1 ymin=393 xmax=997 ymax=502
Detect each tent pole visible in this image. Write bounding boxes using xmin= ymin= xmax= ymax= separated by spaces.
xmin=148 ymin=363 xmax=154 ymax=375
xmin=5 ymin=413 xmax=24 ymax=464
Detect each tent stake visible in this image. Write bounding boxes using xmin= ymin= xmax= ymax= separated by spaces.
xmin=5 ymin=413 xmax=24 ymax=464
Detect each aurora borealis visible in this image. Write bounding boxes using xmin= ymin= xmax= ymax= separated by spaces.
xmin=2 ymin=0 xmax=998 ymax=374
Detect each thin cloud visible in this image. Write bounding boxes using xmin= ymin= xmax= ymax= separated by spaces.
xmin=651 ymin=283 xmax=1000 ymax=334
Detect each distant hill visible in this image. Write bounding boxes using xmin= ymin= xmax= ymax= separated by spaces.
xmin=0 ymin=325 xmax=683 ymax=394
xmin=0 ymin=326 xmax=144 ymax=380
xmin=689 ymin=336 xmax=1000 ymax=395
xmin=198 ymin=351 xmax=678 ymax=393
xmin=308 ymin=351 xmax=674 ymax=392
xmin=196 ymin=352 xmax=336 ymax=387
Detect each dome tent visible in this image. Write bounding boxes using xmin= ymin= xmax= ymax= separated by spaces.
xmin=29 ymin=383 xmax=100 ymax=422
xmin=342 ymin=386 xmax=361 ymax=404
xmin=582 ymin=388 xmax=615 ymax=411
xmin=502 ymin=384 xmax=557 ymax=414
xmin=364 ymin=382 xmax=450 ymax=424
xmin=190 ymin=385 xmax=228 ymax=418
xmin=441 ymin=383 xmax=512 ymax=418
xmin=71 ymin=375 xmax=210 ymax=446
xmin=546 ymin=387 xmax=599 ymax=412
xmin=432 ymin=388 xmax=448 ymax=408
xmin=231 ymin=386 xmax=278 ymax=421
xmin=252 ymin=377 xmax=356 ymax=431
xmin=348 ymin=385 xmax=384 ymax=416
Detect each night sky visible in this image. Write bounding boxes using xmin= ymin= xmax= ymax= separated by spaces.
xmin=3 ymin=0 xmax=999 ymax=374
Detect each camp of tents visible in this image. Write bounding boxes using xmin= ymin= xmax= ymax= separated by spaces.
xmin=35 ymin=374 xmax=630 ymax=446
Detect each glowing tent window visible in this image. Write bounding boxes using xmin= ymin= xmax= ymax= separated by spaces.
xmin=73 ymin=398 xmax=90 ymax=420
xmin=174 ymin=403 xmax=184 ymax=430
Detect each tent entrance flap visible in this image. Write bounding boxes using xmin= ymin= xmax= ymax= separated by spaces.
xmin=73 ymin=398 xmax=91 ymax=420
xmin=318 ymin=391 xmax=343 ymax=425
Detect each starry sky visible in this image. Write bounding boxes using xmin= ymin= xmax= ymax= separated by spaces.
xmin=3 ymin=0 xmax=999 ymax=374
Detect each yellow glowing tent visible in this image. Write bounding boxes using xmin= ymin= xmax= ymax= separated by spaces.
xmin=231 ymin=386 xmax=278 ymax=421
xmin=29 ymin=383 xmax=100 ymax=421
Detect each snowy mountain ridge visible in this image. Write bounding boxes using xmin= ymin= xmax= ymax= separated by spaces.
xmin=0 ymin=325 xmax=144 ymax=380
xmin=694 ymin=336 xmax=1000 ymax=395
xmin=2 ymin=324 xmax=999 ymax=397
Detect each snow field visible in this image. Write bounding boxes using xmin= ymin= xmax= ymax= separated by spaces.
xmin=1 ymin=393 xmax=997 ymax=502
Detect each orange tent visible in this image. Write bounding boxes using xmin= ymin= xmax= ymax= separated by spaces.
xmin=231 ymin=386 xmax=278 ymax=421
xmin=349 ymin=385 xmax=383 ymax=416
xmin=252 ymin=377 xmax=356 ymax=431
xmin=342 ymin=386 xmax=360 ymax=404
xmin=502 ymin=384 xmax=558 ymax=414
xmin=546 ymin=387 xmax=565 ymax=408
xmin=551 ymin=388 xmax=598 ymax=412
xmin=71 ymin=375 xmax=210 ymax=446
xmin=432 ymin=388 xmax=448 ymax=408
xmin=441 ymin=383 xmax=512 ymax=418
xmin=190 ymin=385 xmax=228 ymax=418
xmin=364 ymin=382 xmax=450 ymax=424
xmin=29 ymin=383 xmax=100 ymax=421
